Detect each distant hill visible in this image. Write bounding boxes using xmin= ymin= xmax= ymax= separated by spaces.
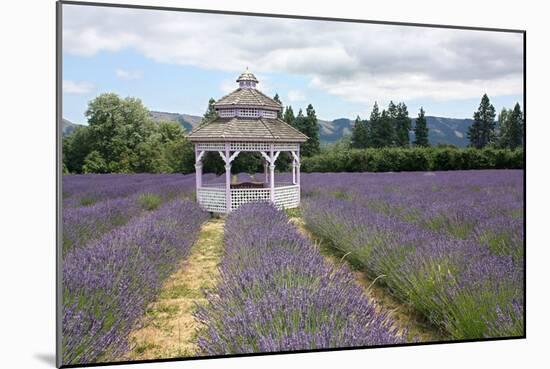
xmin=62 ymin=118 xmax=81 ymax=136
xmin=415 ymin=116 xmax=473 ymax=147
xmin=149 ymin=111 xmax=201 ymax=132
xmin=62 ymin=112 xmax=473 ymax=147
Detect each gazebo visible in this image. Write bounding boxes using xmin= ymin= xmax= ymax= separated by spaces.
xmin=188 ymin=68 xmax=308 ymax=214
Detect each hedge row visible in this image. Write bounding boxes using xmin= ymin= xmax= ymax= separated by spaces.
xmin=301 ymin=147 xmax=524 ymax=173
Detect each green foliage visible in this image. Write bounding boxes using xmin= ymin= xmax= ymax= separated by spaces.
xmin=498 ymin=103 xmax=524 ymax=150
xmin=63 ymin=93 xmax=196 ymax=174
xmin=293 ymin=104 xmax=320 ymax=157
xmin=394 ymin=102 xmax=411 ymax=147
xmin=82 ymin=151 xmax=108 ymax=174
xmin=468 ymin=94 xmax=497 ymax=149
xmin=138 ymin=193 xmax=162 ymax=211
xmin=369 ymin=102 xmax=396 ymax=148
xmin=413 ymin=107 xmax=430 ymax=147
xmin=273 ymin=93 xmax=283 ymax=119
xmin=63 ymin=126 xmax=92 ymax=173
xmin=301 ymin=146 xmax=523 ymax=173
xmin=283 ymin=105 xmax=295 ymax=124
xmin=202 ymin=97 xmax=218 ymax=123
xmin=350 ymin=115 xmax=369 ymax=149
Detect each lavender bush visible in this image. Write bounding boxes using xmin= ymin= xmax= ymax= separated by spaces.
xmin=301 ymin=170 xmax=524 ymax=339
xmin=195 ymin=203 xmax=403 ymax=355
xmin=63 ymin=173 xmax=196 ymax=208
xmin=62 ymin=174 xmax=198 ymax=253
xmin=62 ymin=199 xmax=209 ymax=365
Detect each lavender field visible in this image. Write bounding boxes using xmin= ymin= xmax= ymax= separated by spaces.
xmin=61 ymin=174 xmax=209 ymax=364
xmin=61 ymin=170 xmax=524 ymax=364
xmin=301 ymin=170 xmax=524 ymax=339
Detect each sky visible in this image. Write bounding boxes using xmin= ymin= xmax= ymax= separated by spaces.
xmin=62 ymin=4 xmax=524 ymax=124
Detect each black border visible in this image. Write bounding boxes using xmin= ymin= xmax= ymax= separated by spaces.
xmin=56 ymin=1 xmax=527 ymax=368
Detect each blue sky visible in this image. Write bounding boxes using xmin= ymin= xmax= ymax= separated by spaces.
xmin=62 ymin=4 xmax=524 ymax=124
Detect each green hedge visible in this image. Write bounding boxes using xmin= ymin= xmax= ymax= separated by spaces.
xmin=301 ymin=147 xmax=524 ymax=172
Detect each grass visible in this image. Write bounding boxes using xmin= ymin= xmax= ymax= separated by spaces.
xmin=138 ymin=193 xmax=162 ymax=211
xmin=126 ymin=217 xmax=225 ymax=360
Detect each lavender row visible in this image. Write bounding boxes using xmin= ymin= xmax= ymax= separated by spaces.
xmin=302 ymin=170 xmax=523 ymax=261
xmin=302 ymin=193 xmax=523 ymax=339
xmin=62 ymin=173 xmax=199 ymax=208
xmin=62 ymin=199 xmax=209 ymax=365
xmin=62 ymin=174 xmax=203 ymax=253
xmin=195 ymin=203 xmax=403 ymax=355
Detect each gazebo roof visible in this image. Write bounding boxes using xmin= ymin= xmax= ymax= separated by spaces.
xmin=188 ymin=117 xmax=308 ymax=143
xmin=214 ymin=88 xmax=282 ymax=110
xmin=236 ymin=68 xmax=259 ymax=83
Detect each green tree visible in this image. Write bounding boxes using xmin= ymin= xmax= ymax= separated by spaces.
xmin=202 ymin=97 xmax=218 ymax=123
xmin=63 ymin=126 xmax=92 ymax=173
xmin=369 ymin=103 xmax=394 ymax=148
xmin=82 ymin=150 xmax=108 ymax=173
xmin=85 ymin=93 xmax=156 ymax=172
xmin=273 ymin=93 xmax=283 ymax=119
xmin=468 ymin=94 xmax=496 ymax=149
xmin=499 ymin=103 xmax=524 ymax=150
xmin=395 ymin=102 xmax=411 ymax=147
xmin=294 ymin=104 xmax=320 ymax=156
xmin=351 ymin=115 xmax=369 ymax=149
xmin=155 ymin=121 xmax=195 ymax=173
xmin=413 ymin=107 xmax=430 ymax=147
xmin=283 ymin=105 xmax=295 ymax=124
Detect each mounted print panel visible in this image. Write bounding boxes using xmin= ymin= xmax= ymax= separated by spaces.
xmin=57 ymin=1 xmax=525 ymax=367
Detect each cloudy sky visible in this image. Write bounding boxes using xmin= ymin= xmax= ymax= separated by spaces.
xmin=62 ymin=4 xmax=524 ymax=123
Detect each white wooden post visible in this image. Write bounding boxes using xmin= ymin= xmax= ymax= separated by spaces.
xmin=269 ymin=144 xmax=275 ymax=202
xmin=225 ymin=143 xmax=231 ymax=213
xmin=296 ymin=147 xmax=301 ymax=187
xmin=264 ymin=161 xmax=269 ymax=184
xmin=195 ymin=146 xmax=205 ymax=196
xmin=292 ymin=151 xmax=296 ymax=185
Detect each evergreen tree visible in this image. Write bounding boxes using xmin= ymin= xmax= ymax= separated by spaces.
xmin=283 ymin=105 xmax=295 ymax=124
xmin=202 ymin=97 xmax=218 ymax=123
xmin=369 ymin=103 xmax=394 ymax=148
xmin=351 ymin=115 xmax=369 ymax=149
xmin=496 ymin=108 xmax=511 ymax=148
xmin=293 ymin=104 xmax=320 ymax=156
xmin=468 ymin=94 xmax=496 ymax=148
xmin=413 ymin=107 xmax=429 ymax=147
xmin=395 ymin=102 xmax=411 ymax=147
xmin=500 ymin=103 xmax=524 ymax=150
xmin=273 ymin=93 xmax=283 ymax=119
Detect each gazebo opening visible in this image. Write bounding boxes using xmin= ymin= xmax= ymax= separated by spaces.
xmin=188 ymin=68 xmax=308 ymax=213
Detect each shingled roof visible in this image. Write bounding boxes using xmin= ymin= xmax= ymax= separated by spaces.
xmin=236 ymin=69 xmax=259 ymax=83
xmin=214 ymin=88 xmax=282 ymax=110
xmin=188 ymin=117 xmax=308 ymax=143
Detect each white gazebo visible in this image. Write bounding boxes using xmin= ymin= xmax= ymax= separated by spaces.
xmin=188 ymin=69 xmax=308 ymax=214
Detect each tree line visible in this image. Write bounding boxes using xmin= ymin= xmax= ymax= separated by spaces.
xmin=350 ymin=101 xmax=429 ymax=149
xmin=348 ymin=94 xmax=523 ymax=151
xmin=468 ymin=94 xmax=524 ymax=150
xmin=62 ymin=92 xmax=523 ymax=175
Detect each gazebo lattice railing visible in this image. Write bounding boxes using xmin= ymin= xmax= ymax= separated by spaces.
xmin=194 ymin=142 xmax=301 ymax=213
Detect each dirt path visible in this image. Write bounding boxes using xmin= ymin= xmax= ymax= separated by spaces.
xmin=126 ymin=217 xmax=225 ymax=360
xmin=289 ymin=216 xmax=443 ymax=343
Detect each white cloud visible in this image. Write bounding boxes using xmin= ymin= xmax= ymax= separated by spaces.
xmin=63 ymin=5 xmax=523 ymax=103
xmin=63 ymin=79 xmax=94 ymax=94
xmin=115 ymin=68 xmax=143 ymax=80
xmin=287 ymin=90 xmax=306 ymax=102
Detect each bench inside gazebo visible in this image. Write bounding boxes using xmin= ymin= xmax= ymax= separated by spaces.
xmin=188 ymin=69 xmax=308 ymax=214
